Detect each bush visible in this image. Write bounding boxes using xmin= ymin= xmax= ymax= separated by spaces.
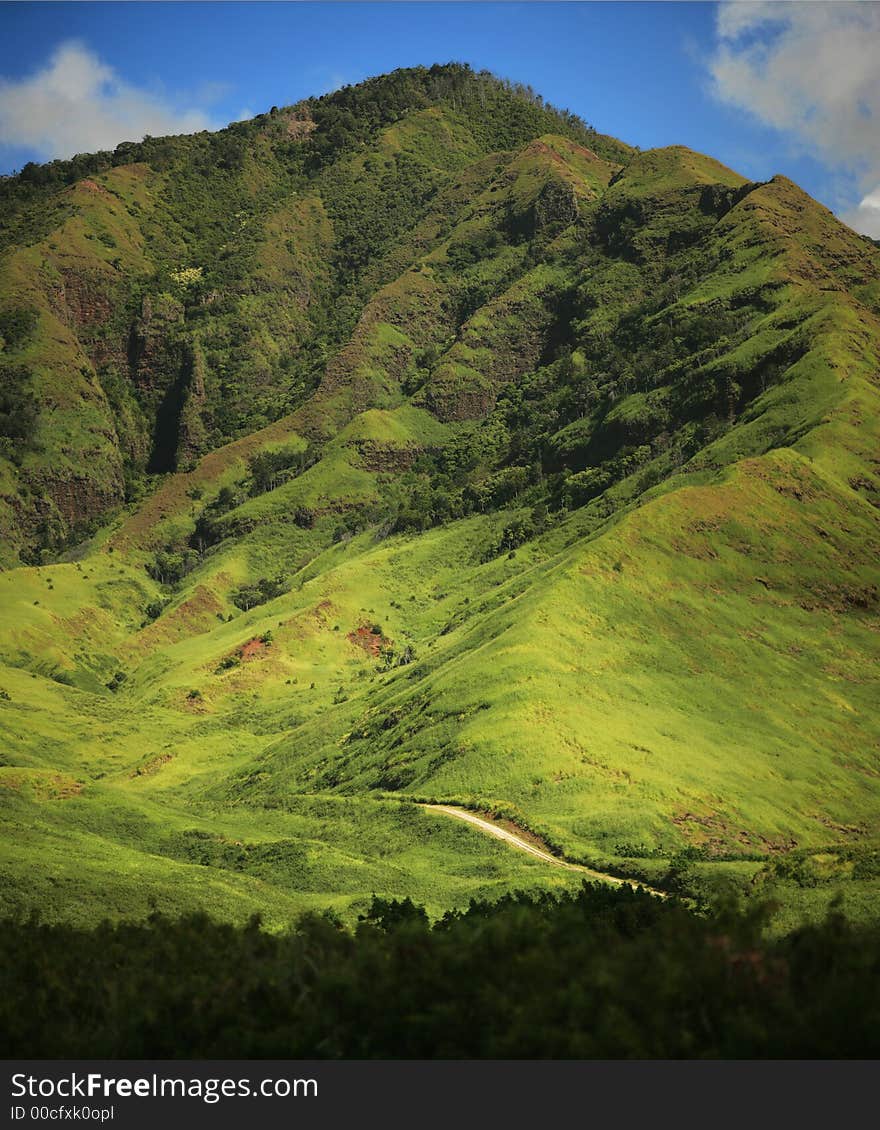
xmin=146 ymin=549 xmax=199 ymax=586
xmin=0 ymin=306 xmax=38 ymax=350
xmin=231 ymin=576 xmax=287 ymax=611
xmin=144 ymin=600 xmax=168 ymax=622
xmin=0 ymin=363 xmax=38 ymax=446
xmin=2 ymin=886 xmax=880 ymax=1057
xmin=247 ymin=445 xmax=314 ymax=496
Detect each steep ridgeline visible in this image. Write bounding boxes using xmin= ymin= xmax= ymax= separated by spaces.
xmin=0 ymin=64 xmax=630 ymax=565
xmin=0 ymin=65 xmax=878 ymax=929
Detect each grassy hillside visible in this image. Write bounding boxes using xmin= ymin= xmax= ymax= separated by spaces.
xmin=0 ymin=64 xmax=878 ymax=934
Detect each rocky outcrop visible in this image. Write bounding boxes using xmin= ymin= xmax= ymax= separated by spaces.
xmin=350 ymin=440 xmax=421 ymax=472
xmin=176 ymin=344 xmax=209 ymax=471
xmin=424 ymin=382 xmax=496 ymax=422
xmin=127 ymin=294 xmax=185 ymax=402
xmin=14 ymin=466 xmax=125 ymax=556
xmin=54 ymin=268 xmax=116 ymax=329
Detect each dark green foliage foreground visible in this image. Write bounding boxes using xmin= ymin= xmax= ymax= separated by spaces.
xmin=3 ymin=885 xmax=879 ymax=1058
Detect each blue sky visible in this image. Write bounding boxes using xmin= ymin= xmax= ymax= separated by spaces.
xmin=0 ymin=2 xmax=877 ymax=234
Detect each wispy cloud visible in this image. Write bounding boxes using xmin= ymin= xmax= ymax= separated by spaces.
xmin=306 ymin=68 xmax=353 ymax=98
xmin=0 ymin=40 xmax=219 ymax=161
xmin=707 ymin=2 xmax=880 ymax=237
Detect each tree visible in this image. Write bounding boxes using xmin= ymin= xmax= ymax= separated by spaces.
xmin=231 ymin=575 xmax=287 ymax=611
xmin=0 ymin=306 xmax=38 ymax=350
xmin=0 ymin=363 xmax=38 ymax=448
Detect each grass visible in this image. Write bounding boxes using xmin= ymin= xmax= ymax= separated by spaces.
xmin=0 ymin=66 xmax=878 ymax=936
xmin=3 ymin=420 xmax=876 ymax=928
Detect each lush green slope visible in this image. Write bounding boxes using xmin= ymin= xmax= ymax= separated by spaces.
xmin=0 ymin=64 xmax=878 ymax=930
xmin=0 ymin=64 xmax=628 ymax=566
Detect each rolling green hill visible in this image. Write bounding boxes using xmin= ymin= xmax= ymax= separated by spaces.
xmin=1 ymin=64 xmax=878 ymax=932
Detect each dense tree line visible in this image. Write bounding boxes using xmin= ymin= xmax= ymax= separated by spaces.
xmin=2 ymin=883 xmax=878 ymax=1057
xmin=304 ymin=63 xmax=617 ymax=170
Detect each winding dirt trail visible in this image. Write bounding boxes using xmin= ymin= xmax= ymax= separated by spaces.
xmin=422 ymin=804 xmax=667 ymax=897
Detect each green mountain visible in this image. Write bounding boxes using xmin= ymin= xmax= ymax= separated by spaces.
xmin=1 ymin=63 xmax=879 ymax=931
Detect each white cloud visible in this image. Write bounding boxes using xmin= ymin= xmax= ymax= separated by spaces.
xmin=0 ymin=40 xmax=218 ymax=161
xmin=841 ymin=187 xmax=880 ymax=240
xmin=708 ymin=2 xmax=880 ymax=237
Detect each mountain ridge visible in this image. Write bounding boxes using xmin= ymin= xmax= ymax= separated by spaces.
xmin=0 ymin=63 xmax=878 ymax=930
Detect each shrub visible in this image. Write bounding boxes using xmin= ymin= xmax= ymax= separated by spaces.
xmin=0 ymin=306 xmax=38 ymax=349
xmin=106 ymin=671 xmax=127 ymax=692
xmin=0 ymin=363 xmax=38 ymax=446
xmin=231 ymin=576 xmax=287 ymax=611
xmin=3 ymin=886 xmax=880 ymax=1057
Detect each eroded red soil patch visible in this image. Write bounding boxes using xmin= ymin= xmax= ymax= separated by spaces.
xmin=347 ymin=624 xmax=387 ymax=656
xmin=239 ymin=636 xmax=268 ymax=660
xmin=0 ymin=771 xmax=84 ymax=799
xmin=78 ymin=178 xmax=111 ymax=195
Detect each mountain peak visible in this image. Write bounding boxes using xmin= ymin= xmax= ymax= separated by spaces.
xmin=0 ymin=66 xmax=878 ymax=961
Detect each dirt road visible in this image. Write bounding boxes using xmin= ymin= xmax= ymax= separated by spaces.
xmin=422 ymin=803 xmax=666 ymax=896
